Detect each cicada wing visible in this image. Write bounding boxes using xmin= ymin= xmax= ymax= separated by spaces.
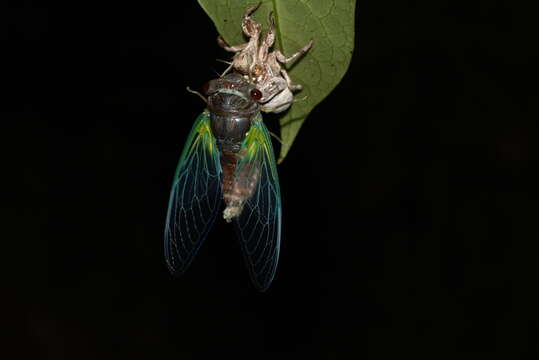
xmin=234 ymin=118 xmax=282 ymax=291
xmin=164 ymin=112 xmax=222 ymax=276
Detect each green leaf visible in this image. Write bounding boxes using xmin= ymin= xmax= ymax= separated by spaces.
xmin=197 ymin=0 xmax=356 ymax=163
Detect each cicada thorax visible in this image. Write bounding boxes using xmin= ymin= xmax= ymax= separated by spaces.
xmin=205 ymin=73 xmax=262 ymax=221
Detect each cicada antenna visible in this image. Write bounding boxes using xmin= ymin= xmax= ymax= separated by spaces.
xmin=216 ymin=59 xmax=234 ymax=77
xmin=186 ymin=87 xmax=207 ymax=104
xmin=216 ymin=59 xmax=232 ymax=65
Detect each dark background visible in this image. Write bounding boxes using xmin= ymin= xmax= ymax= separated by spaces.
xmin=3 ymin=0 xmax=538 ymax=358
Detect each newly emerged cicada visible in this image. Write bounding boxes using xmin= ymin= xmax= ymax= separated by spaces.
xmin=165 ymin=4 xmax=313 ymax=291
xmin=164 ymin=73 xmax=281 ymax=291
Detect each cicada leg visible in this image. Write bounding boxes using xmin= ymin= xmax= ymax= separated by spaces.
xmin=274 ymin=40 xmax=314 ymax=65
xmin=241 ymin=3 xmax=262 ymax=37
xmin=258 ymin=12 xmax=276 ymax=62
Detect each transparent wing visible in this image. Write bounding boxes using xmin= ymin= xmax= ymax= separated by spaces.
xmin=164 ymin=112 xmax=222 ymax=275
xmin=234 ymin=117 xmax=282 ymax=291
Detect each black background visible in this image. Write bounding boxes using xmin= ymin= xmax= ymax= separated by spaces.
xmin=4 ymin=0 xmax=538 ymax=358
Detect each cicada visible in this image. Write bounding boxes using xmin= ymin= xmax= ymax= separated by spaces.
xmin=164 ymin=73 xmax=281 ymax=291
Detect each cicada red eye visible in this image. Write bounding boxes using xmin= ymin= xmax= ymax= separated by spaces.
xmin=250 ymin=89 xmax=262 ymax=100
xmin=202 ymin=82 xmax=210 ymax=94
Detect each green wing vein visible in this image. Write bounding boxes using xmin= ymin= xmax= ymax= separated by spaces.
xmin=164 ymin=112 xmax=222 ymax=275
xmin=234 ymin=119 xmax=282 ymax=291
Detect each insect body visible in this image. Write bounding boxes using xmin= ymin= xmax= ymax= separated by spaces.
xmin=164 ymin=73 xmax=281 ymax=291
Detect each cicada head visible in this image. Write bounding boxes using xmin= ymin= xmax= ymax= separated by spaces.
xmin=205 ymin=74 xmax=259 ymax=113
